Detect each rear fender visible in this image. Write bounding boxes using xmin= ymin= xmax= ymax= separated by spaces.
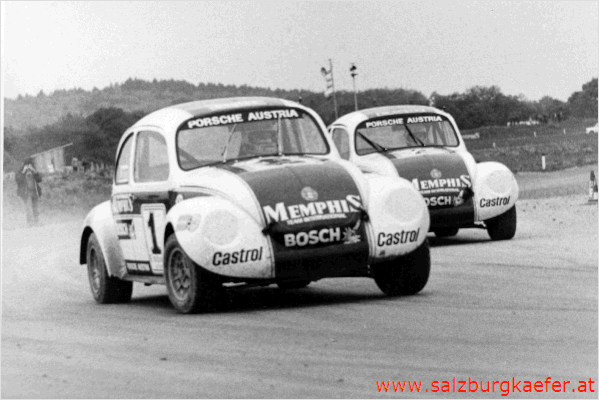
xmin=80 ymin=201 xmax=126 ymax=279
xmin=473 ymin=162 xmax=519 ymax=221
xmin=166 ymin=197 xmax=274 ymax=279
xmin=363 ymin=174 xmax=430 ymax=262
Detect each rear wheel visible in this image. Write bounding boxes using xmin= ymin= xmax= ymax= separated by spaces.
xmin=485 ymin=206 xmax=517 ymax=241
xmin=277 ymin=280 xmax=311 ymax=290
xmin=86 ymin=233 xmax=133 ymax=304
xmin=433 ymin=227 xmax=459 ymax=237
xmin=372 ymin=239 xmax=430 ymax=296
xmin=164 ymin=234 xmax=222 ymax=314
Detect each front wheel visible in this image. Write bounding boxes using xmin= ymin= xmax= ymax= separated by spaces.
xmin=485 ymin=206 xmax=517 ymax=241
xmin=86 ymin=233 xmax=133 ymax=304
xmin=164 ymin=234 xmax=222 ymax=314
xmin=372 ymin=239 xmax=431 ymax=296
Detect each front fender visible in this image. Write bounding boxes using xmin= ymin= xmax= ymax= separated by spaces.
xmin=166 ymin=196 xmax=274 ymax=279
xmin=363 ymin=174 xmax=430 ymax=262
xmin=80 ymin=201 xmax=126 ymax=279
xmin=473 ymin=162 xmax=519 ymax=221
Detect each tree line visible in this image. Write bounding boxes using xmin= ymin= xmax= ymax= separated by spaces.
xmin=431 ymin=78 xmax=597 ymax=129
xmin=3 ymin=77 xmax=597 ymax=171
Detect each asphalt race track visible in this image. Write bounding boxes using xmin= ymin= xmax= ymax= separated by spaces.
xmin=2 ymin=194 xmax=597 ymax=398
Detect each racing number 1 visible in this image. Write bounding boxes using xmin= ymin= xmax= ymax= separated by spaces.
xmin=141 ymin=204 xmax=166 ymax=259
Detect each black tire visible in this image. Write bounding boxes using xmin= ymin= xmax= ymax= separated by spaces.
xmin=277 ymin=280 xmax=311 ymax=290
xmin=86 ymin=233 xmax=133 ymax=304
xmin=433 ymin=227 xmax=459 ymax=237
xmin=372 ymin=239 xmax=431 ymax=296
xmin=164 ymin=234 xmax=221 ymax=314
xmin=485 ymin=205 xmax=517 ymax=241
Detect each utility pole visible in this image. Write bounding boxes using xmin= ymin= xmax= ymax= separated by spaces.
xmin=350 ymin=63 xmax=358 ymax=111
xmin=329 ymin=59 xmax=339 ymax=119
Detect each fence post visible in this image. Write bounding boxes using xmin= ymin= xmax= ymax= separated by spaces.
xmin=541 ymin=154 xmax=546 ymax=170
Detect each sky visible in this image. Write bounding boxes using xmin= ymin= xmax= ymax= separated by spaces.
xmin=1 ymin=1 xmax=598 ymax=102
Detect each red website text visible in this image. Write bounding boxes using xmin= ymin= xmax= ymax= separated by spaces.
xmin=376 ymin=377 xmax=595 ymax=397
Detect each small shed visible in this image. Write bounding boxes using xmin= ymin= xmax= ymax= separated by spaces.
xmin=30 ymin=143 xmax=73 ymax=174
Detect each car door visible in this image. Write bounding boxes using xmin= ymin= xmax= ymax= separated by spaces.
xmin=130 ymin=129 xmax=172 ymax=275
xmin=112 ymin=133 xmax=145 ymax=274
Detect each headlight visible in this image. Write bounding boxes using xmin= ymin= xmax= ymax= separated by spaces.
xmin=384 ymin=187 xmax=424 ymax=223
xmin=485 ymin=170 xmax=513 ymax=195
xmin=202 ymin=209 xmax=239 ymax=245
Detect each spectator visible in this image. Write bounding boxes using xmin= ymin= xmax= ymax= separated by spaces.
xmin=16 ymin=158 xmax=42 ymax=226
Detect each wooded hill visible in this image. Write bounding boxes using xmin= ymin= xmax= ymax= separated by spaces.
xmin=3 ymin=77 xmax=597 ymax=171
xmin=5 ymin=77 xmax=597 ymax=132
xmin=4 ymin=78 xmax=429 ymax=132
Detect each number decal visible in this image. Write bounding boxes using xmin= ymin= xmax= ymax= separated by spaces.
xmin=147 ymin=212 xmax=161 ymax=254
xmin=141 ymin=204 xmax=167 ymax=274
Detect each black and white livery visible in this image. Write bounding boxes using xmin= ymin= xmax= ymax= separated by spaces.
xmin=329 ymin=105 xmax=518 ymax=240
xmin=80 ymin=97 xmax=431 ymax=313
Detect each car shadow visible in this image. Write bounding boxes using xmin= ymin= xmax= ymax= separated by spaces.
xmin=127 ymin=282 xmax=432 ymax=314
xmin=428 ymin=235 xmax=490 ymax=247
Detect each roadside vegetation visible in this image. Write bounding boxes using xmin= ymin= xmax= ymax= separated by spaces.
xmin=464 ymin=118 xmax=598 ymax=172
xmin=470 ymin=135 xmax=597 ymax=172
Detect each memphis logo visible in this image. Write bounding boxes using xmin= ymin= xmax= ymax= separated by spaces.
xmin=262 ymin=194 xmax=362 ymax=225
xmin=412 ymin=175 xmax=471 ymax=192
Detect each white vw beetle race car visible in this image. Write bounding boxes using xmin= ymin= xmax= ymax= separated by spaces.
xmin=80 ymin=97 xmax=431 ymax=313
xmin=328 ymin=105 xmax=518 ymax=240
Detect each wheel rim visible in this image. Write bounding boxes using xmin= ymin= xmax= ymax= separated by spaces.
xmin=88 ymin=247 xmax=101 ymax=294
xmin=168 ymin=248 xmax=192 ymax=302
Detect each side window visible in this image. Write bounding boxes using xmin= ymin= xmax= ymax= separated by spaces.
xmin=115 ymin=134 xmax=134 ymax=184
xmin=134 ymin=131 xmax=169 ymax=182
xmin=331 ymin=128 xmax=350 ymax=160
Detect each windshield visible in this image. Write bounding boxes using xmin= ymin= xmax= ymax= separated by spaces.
xmin=355 ymin=114 xmax=459 ymax=156
xmin=177 ymin=108 xmax=329 ymax=170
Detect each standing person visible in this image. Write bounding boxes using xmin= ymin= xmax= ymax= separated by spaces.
xmin=16 ymin=158 xmax=42 ymax=226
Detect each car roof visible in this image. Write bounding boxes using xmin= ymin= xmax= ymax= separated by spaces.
xmin=332 ymin=105 xmax=452 ymax=128
xmin=130 ymin=96 xmax=311 ymax=136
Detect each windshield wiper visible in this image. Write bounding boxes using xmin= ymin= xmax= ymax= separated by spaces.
xmin=357 ymin=132 xmax=388 ymax=152
xmin=403 ymin=124 xmax=425 ymax=147
xmin=221 ymin=123 xmax=239 ymax=163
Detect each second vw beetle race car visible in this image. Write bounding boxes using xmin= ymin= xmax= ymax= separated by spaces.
xmin=80 ymin=97 xmax=431 ymax=313
xmin=328 ymin=105 xmax=518 ymax=240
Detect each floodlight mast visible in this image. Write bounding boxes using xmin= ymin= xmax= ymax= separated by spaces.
xmin=330 ymin=59 xmax=339 ymax=119
xmin=350 ymin=63 xmax=358 ymax=111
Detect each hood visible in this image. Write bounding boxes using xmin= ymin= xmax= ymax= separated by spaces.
xmin=383 ymin=148 xmax=472 ymax=209
xmin=213 ymin=156 xmax=368 ymax=257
